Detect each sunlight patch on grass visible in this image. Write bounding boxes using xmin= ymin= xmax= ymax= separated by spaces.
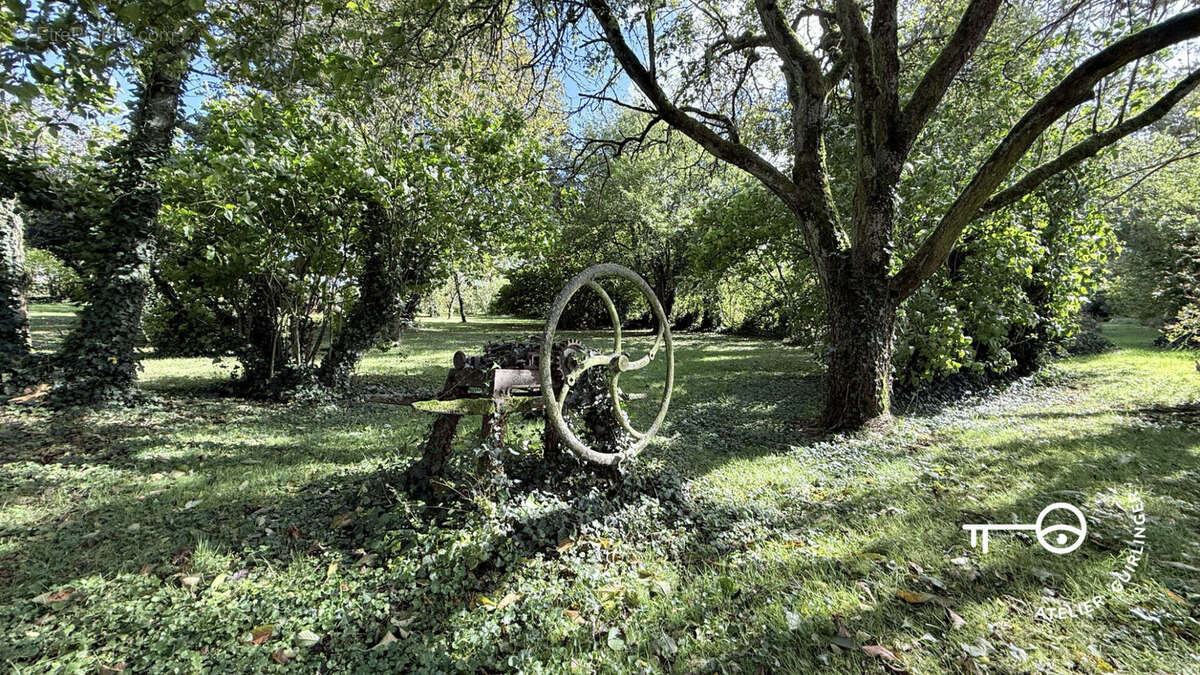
xmin=3 ymin=311 xmax=1198 ymax=671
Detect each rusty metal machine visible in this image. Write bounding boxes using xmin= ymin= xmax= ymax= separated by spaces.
xmin=404 ymin=264 xmax=674 ymax=488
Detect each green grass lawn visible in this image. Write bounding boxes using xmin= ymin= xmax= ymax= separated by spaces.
xmin=2 ymin=308 xmax=1198 ymax=672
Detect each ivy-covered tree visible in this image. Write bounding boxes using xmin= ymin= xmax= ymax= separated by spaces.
xmin=4 ymin=0 xmax=532 ymax=403
xmin=157 ymin=78 xmax=554 ymax=396
xmin=0 ymin=186 xmax=30 ymax=387
xmin=52 ymin=30 xmax=195 ymax=403
xmin=1 ymin=0 xmax=123 ymax=391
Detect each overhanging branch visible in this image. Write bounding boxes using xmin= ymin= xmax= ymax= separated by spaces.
xmin=583 ymin=0 xmax=847 ymax=255
xmin=892 ymin=8 xmax=1200 ymax=301
xmin=900 ymin=0 xmax=1002 ymax=153
xmin=754 ymin=0 xmax=826 ymax=95
xmin=982 ymin=68 xmax=1200 ymax=215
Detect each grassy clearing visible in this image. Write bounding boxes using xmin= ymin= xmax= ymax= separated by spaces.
xmin=2 ymin=309 xmax=1198 ymax=673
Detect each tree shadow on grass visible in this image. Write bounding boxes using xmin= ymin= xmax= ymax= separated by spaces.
xmin=5 ymin=335 xmax=1198 ymax=671
xmin=6 ymin=410 xmax=1196 ymax=670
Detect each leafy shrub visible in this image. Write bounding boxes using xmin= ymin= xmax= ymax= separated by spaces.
xmin=690 ymin=179 xmax=824 ymax=345
xmin=1066 ymin=313 xmax=1116 ymax=355
xmin=1159 ymin=234 xmax=1200 ymax=348
xmin=1162 ymin=303 xmax=1200 ymax=349
xmin=157 ymin=89 xmax=551 ymax=395
xmin=894 ymin=181 xmax=1115 ymax=387
xmin=491 ymin=264 xmax=641 ymax=329
xmin=24 ymin=248 xmax=84 ymax=302
xmin=143 ymin=295 xmax=237 ymax=358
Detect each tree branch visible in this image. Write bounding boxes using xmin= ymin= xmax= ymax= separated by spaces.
xmin=704 ymin=32 xmax=770 ymax=60
xmin=755 ymin=0 xmax=828 ymax=187
xmin=872 ymin=0 xmax=900 ymax=125
xmin=892 ymin=8 xmax=1200 ymax=301
xmin=1101 ymin=148 xmax=1200 ymax=206
xmin=584 ymin=1 xmax=783 ymax=177
xmin=835 ymin=0 xmax=879 ymax=110
xmin=754 ymin=0 xmax=826 ymax=95
xmin=900 ymin=0 xmax=1002 ymax=153
xmin=983 ymin=68 xmax=1200 ymax=215
xmin=749 ymin=0 xmax=846 ymax=266
xmin=585 ymin=0 xmax=845 ymax=259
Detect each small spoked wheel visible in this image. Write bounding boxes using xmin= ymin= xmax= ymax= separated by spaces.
xmin=539 ymin=264 xmax=674 ymax=465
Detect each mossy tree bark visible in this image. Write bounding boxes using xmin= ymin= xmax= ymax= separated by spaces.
xmin=1 ymin=197 xmax=32 ymax=388
xmin=317 ymin=200 xmax=436 ymax=390
xmin=822 ymin=253 xmax=895 ymax=428
xmin=52 ymin=37 xmax=190 ymax=404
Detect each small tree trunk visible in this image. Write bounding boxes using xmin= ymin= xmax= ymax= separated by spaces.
xmin=238 ymin=277 xmax=283 ymax=389
xmin=656 ymin=278 xmax=676 ymax=321
xmin=453 ymin=273 xmax=467 ymax=323
xmin=1 ymin=196 xmax=33 ymax=387
xmin=820 ymin=256 xmax=895 ymax=429
xmin=318 ymin=201 xmax=431 ymax=390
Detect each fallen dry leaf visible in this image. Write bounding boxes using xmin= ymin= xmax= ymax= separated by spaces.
xmin=247 ymin=624 xmax=274 ymax=645
xmin=895 ymin=589 xmax=942 ymax=605
xmin=496 ymin=592 xmax=521 ymax=610
xmin=374 ymin=631 xmax=398 ymax=649
xmin=862 ymin=644 xmax=897 ymax=660
xmin=861 ymin=644 xmax=908 ymax=672
xmin=1164 ymin=589 xmax=1189 ymax=606
xmin=947 ymin=608 xmax=967 ymax=629
xmin=10 ymin=383 xmax=50 ymax=404
xmin=1090 ymin=653 xmax=1117 ymax=672
xmin=957 ymin=654 xmax=982 ymax=675
xmin=32 ymin=588 xmax=75 ymax=604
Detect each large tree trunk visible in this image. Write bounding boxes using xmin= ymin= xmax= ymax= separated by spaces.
xmin=651 ymin=266 xmax=676 ymax=320
xmin=1 ymin=196 xmax=32 ymax=388
xmin=52 ymin=38 xmax=189 ymax=404
xmin=820 ymin=255 xmax=895 ymax=429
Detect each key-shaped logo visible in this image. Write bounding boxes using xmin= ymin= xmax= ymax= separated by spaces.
xmin=963 ymin=502 xmax=1087 ymax=555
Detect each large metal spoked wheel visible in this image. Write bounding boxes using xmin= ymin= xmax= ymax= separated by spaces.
xmin=539 ymin=264 xmax=674 ymax=466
